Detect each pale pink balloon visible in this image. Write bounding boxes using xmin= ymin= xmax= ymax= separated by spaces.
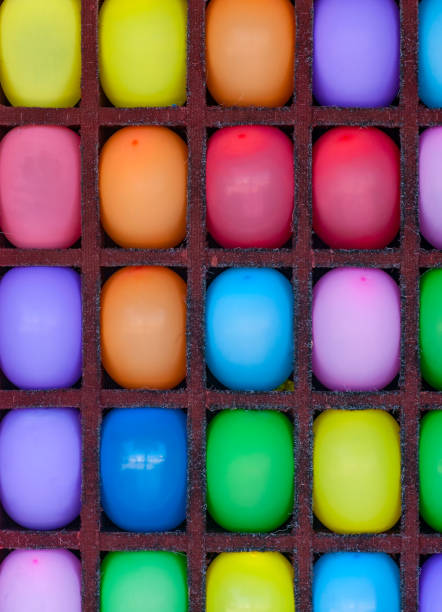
xmin=312 ymin=268 xmax=401 ymax=391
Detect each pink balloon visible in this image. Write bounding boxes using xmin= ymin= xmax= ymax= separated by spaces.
xmin=206 ymin=125 xmax=294 ymax=248
xmin=312 ymin=268 xmax=401 ymax=391
xmin=0 ymin=549 xmax=81 ymax=612
xmin=419 ymin=127 xmax=442 ymax=248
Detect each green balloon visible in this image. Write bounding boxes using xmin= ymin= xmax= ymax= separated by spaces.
xmin=420 ymin=269 xmax=442 ymax=389
xmin=420 ymin=411 xmax=442 ymax=532
xmin=206 ymin=409 xmax=294 ymax=532
xmin=100 ymin=551 xmax=188 ymax=612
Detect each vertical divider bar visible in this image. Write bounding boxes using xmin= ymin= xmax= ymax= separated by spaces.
xmin=80 ymin=1 xmax=101 ymax=611
xmin=293 ymin=1 xmax=314 ymax=609
xmin=399 ymin=0 xmax=420 ymax=610
xmin=186 ymin=1 xmax=207 ymax=610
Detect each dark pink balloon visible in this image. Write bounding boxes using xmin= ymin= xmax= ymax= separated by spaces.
xmin=206 ymin=126 xmax=294 ymax=248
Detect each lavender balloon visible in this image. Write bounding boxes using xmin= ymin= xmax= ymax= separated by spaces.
xmin=313 ymin=0 xmax=400 ymax=107
xmin=0 ymin=267 xmax=82 ymax=389
xmin=420 ymin=555 xmax=442 ymax=611
xmin=0 ymin=549 xmax=81 ymax=612
xmin=312 ymin=268 xmax=401 ymax=391
xmin=420 ymin=127 xmax=442 ymax=248
xmin=0 ymin=408 xmax=81 ymax=530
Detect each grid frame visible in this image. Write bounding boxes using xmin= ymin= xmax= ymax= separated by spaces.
xmin=0 ymin=0 xmax=438 ymax=610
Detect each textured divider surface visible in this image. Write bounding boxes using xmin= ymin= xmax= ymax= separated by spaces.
xmin=0 ymin=1 xmax=437 ymax=610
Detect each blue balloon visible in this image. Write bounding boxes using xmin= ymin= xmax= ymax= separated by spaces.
xmin=205 ymin=268 xmax=293 ymax=391
xmin=419 ymin=0 xmax=442 ymax=107
xmin=313 ymin=552 xmax=400 ymax=612
xmin=100 ymin=408 xmax=187 ymax=532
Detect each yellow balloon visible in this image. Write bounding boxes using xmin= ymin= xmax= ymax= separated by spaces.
xmin=0 ymin=0 xmax=81 ymax=107
xmin=206 ymin=552 xmax=295 ymax=612
xmin=99 ymin=0 xmax=187 ymax=108
xmin=313 ymin=409 xmax=401 ymax=534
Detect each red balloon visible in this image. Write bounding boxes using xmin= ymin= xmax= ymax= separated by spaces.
xmin=312 ymin=127 xmax=400 ymax=249
xmin=206 ymin=126 xmax=294 ymax=248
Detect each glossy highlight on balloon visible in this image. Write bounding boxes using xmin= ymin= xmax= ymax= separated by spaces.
xmin=206 ymin=0 xmax=295 ymax=107
xmin=101 ymin=551 xmax=188 ymax=612
xmin=100 ymin=126 xmax=187 ymax=248
xmin=205 ymin=268 xmax=294 ymax=391
xmin=0 ymin=408 xmax=81 ymax=530
xmin=313 ymin=410 xmax=401 ymax=534
xmin=0 ymin=126 xmax=81 ymax=248
xmin=101 ymin=266 xmax=186 ymax=390
xmin=313 ymin=0 xmax=400 ymax=107
xmin=206 ymin=410 xmax=294 ymax=532
xmin=206 ymin=126 xmax=294 ymax=248
xmin=100 ymin=408 xmax=187 ymax=532
xmin=206 ymin=552 xmax=295 ymax=612
xmin=313 ymin=127 xmax=400 ymax=249
xmin=0 ymin=549 xmax=81 ymax=612
xmin=99 ymin=0 xmax=187 ymax=107
xmin=313 ymin=552 xmax=400 ymax=612
xmin=312 ymin=268 xmax=401 ymax=391
xmin=0 ymin=267 xmax=82 ymax=389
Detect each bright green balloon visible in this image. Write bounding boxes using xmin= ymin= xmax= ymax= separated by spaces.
xmin=420 ymin=269 xmax=442 ymax=389
xmin=420 ymin=411 xmax=442 ymax=532
xmin=100 ymin=551 xmax=188 ymax=612
xmin=206 ymin=410 xmax=294 ymax=533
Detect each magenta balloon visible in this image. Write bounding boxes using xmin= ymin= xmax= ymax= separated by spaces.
xmin=419 ymin=127 xmax=442 ymax=248
xmin=312 ymin=268 xmax=401 ymax=391
xmin=206 ymin=125 xmax=294 ymax=248
xmin=0 ymin=549 xmax=81 ymax=612
xmin=313 ymin=0 xmax=400 ymax=107
xmin=0 ymin=408 xmax=81 ymax=530
xmin=0 ymin=267 xmax=82 ymax=389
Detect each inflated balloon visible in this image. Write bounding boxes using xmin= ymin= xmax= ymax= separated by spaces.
xmin=312 ymin=268 xmax=400 ymax=391
xmin=419 ymin=128 xmax=442 ymax=248
xmin=205 ymin=268 xmax=293 ymax=391
xmin=206 ymin=0 xmax=295 ymax=107
xmin=420 ymin=555 xmax=442 ymax=612
xmin=206 ymin=552 xmax=295 ymax=612
xmin=101 ymin=266 xmax=186 ymax=389
xmin=419 ymin=0 xmax=442 ymax=107
xmin=0 ymin=126 xmax=81 ymax=248
xmin=100 ymin=408 xmax=187 ymax=532
xmin=419 ymin=411 xmax=442 ymax=531
xmin=206 ymin=126 xmax=294 ymax=248
xmin=206 ymin=410 xmax=294 ymax=532
xmin=313 ymin=0 xmax=399 ymax=107
xmin=0 ymin=0 xmax=81 ymax=107
xmin=313 ymin=552 xmax=400 ymax=612
xmin=99 ymin=0 xmax=187 ymax=107
xmin=420 ymin=270 xmax=442 ymax=390
xmin=100 ymin=126 xmax=187 ymax=248
xmin=313 ymin=127 xmax=400 ymax=249
xmin=0 ymin=549 xmax=81 ymax=612
xmin=0 ymin=267 xmax=82 ymax=389
xmin=0 ymin=408 xmax=81 ymax=530
xmin=313 ymin=409 xmax=401 ymax=534
xmin=101 ymin=551 xmax=188 ymax=612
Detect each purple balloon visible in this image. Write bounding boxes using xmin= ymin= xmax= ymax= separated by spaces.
xmin=419 ymin=127 xmax=442 ymax=248
xmin=420 ymin=555 xmax=442 ymax=611
xmin=313 ymin=0 xmax=400 ymax=107
xmin=0 ymin=267 xmax=82 ymax=389
xmin=0 ymin=549 xmax=81 ymax=612
xmin=312 ymin=268 xmax=401 ymax=391
xmin=0 ymin=408 xmax=81 ymax=530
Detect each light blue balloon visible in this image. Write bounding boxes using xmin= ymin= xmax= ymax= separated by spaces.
xmin=419 ymin=0 xmax=442 ymax=107
xmin=313 ymin=552 xmax=401 ymax=612
xmin=205 ymin=268 xmax=294 ymax=391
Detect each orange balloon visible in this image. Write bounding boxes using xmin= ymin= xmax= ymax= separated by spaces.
xmin=101 ymin=267 xmax=186 ymax=389
xmin=100 ymin=126 xmax=187 ymax=248
xmin=206 ymin=0 xmax=295 ymax=107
